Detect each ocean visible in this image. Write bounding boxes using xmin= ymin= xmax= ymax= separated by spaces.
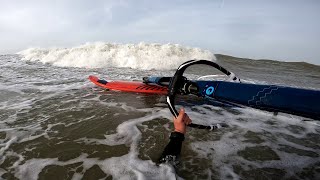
xmin=0 ymin=42 xmax=319 ymax=180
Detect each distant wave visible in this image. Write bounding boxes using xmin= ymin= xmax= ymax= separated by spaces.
xmin=18 ymin=42 xmax=215 ymax=70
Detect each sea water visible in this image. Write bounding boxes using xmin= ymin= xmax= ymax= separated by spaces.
xmin=0 ymin=42 xmax=319 ymax=179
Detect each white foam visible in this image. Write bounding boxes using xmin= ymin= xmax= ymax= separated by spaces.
xmin=15 ymin=153 xmax=177 ymax=180
xmin=186 ymin=104 xmax=320 ymax=178
xmin=16 ymin=158 xmax=58 ymax=180
xmin=18 ymin=42 xmax=215 ymax=70
xmin=2 ymin=53 xmax=319 ymax=179
xmin=14 ymin=109 xmax=177 ymax=180
xmin=100 ymin=108 xmax=170 ymax=146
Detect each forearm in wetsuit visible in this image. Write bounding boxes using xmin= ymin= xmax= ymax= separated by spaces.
xmin=158 ymin=131 xmax=184 ymax=165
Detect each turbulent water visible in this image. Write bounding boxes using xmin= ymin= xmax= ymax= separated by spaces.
xmin=0 ymin=43 xmax=320 ymax=180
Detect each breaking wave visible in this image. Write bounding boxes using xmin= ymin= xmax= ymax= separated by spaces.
xmin=18 ymin=42 xmax=215 ymax=70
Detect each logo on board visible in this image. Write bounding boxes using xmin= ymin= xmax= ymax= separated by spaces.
xmin=206 ymin=86 xmax=215 ymax=95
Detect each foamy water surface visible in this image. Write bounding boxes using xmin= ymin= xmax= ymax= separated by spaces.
xmin=0 ymin=43 xmax=319 ymax=179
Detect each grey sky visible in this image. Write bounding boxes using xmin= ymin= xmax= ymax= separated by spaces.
xmin=0 ymin=0 xmax=319 ymax=64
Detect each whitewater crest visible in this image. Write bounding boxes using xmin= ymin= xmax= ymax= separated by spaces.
xmin=18 ymin=42 xmax=215 ymax=70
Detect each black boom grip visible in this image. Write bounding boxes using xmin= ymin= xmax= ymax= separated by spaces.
xmin=167 ymin=60 xmax=236 ymax=130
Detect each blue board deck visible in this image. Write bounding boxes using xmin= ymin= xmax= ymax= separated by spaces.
xmin=144 ymin=76 xmax=320 ymax=120
xmin=196 ymin=81 xmax=320 ymax=120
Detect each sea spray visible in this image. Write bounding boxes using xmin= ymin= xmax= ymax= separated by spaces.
xmin=18 ymin=42 xmax=215 ymax=70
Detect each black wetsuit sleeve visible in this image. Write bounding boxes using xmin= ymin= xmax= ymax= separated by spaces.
xmin=158 ymin=132 xmax=184 ymax=165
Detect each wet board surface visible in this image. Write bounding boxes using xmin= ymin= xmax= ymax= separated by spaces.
xmin=89 ymin=75 xmax=168 ymax=94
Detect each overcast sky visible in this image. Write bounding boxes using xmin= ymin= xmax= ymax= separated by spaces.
xmin=0 ymin=0 xmax=319 ymax=64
